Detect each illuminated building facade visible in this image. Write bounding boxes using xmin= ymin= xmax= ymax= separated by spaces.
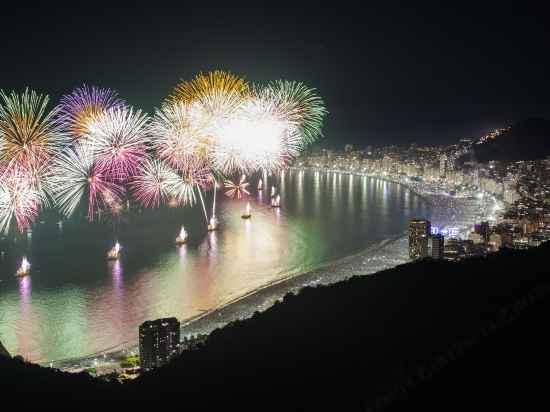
xmin=139 ymin=317 xmax=180 ymax=371
xmin=439 ymin=154 xmax=447 ymax=178
xmin=431 ymin=234 xmax=445 ymax=260
xmin=409 ymin=219 xmax=431 ymax=259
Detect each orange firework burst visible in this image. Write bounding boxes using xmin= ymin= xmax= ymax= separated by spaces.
xmin=168 ymin=70 xmax=250 ymax=119
xmin=0 ymin=88 xmax=66 ymax=173
xmin=58 ymin=85 xmax=124 ymax=142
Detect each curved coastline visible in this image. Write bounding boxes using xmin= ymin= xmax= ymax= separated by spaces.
xmin=44 ymin=168 xmax=484 ymax=369
xmin=44 ymin=231 xmax=410 ymax=368
xmin=175 ymin=167 xmax=492 ymax=339
xmin=299 ymin=166 xmax=436 ymax=206
xmin=42 ymin=170 xmax=431 ymax=369
xmin=175 ymin=169 xmax=441 ymax=337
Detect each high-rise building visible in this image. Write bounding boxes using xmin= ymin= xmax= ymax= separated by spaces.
xmin=472 ymin=168 xmax=480 ymax=188
xmin=446 ymin=156 xmax=455 ymax=172
xmin=468 ymin=232 xmax=484 ymax=245
xmin=382 ymin=155 xmax=393 ymax=174
xmin=475 ymin=221 xmax=490 ymax=242
xmin=431 ymin=234 xmax=445 ymax=259
xmin=139 ymin=317 xmax=180 ymax=371
xmin=503 ymin=177 xmax=520 ymax=205
xmin=409 ymin=219 xmax=431 ymax=259
xmin=439 ymin=154 xmax=447 ymax=178
xmin=488 ymin=233 xmax=502 ymax=252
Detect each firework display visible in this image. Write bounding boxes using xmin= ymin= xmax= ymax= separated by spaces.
xmin=168 ymin=70 xmax=250 ymax=120
xmin=52 ymin=144 xmax=124 ymax=221
xmin=211 ymin=96 xmax=300 ymax=174
xmin=85 ymin=106 xmax=150 ymax=181
xmin=150 ymin=101 xmax=211 ymax=171
xmin=0 ymin=89 xmax=66 ymax=233
xmin=256 ymin=80 xmax=327 ymax=145
xmin=0 ymin=169 xmax=44 ymax=233
xmin=57 ymin=85 xmax=124 ymax=142
xmin=224 ymin=175 xmax=250 ymax=199
xmin=0 ymin=89 xmax=66 ymax=173
xmin=0 ymin=71 xmax=326 ymax=234
xmin=130 ymin=158 xmax=180 ymax=208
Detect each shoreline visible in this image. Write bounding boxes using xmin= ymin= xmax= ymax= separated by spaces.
xmin=43 ymin=169 xmax=486 ymax=370
xmin=43 ymin=230 xmax=410 ymax=369
xmin=176 ymin=169 xmax=492 ymax=338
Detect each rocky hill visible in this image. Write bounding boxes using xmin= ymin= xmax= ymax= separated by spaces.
xmin=474 ymin=118 xmax=550 ymax=162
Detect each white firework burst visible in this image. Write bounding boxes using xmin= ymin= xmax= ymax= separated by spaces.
xmin=85 ymin=106 xmax=150 ymax=181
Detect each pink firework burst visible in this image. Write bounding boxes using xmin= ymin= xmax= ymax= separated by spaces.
xmin=86 ymin=106 xmax=150 ymax=182
xmin=182 ymin=156 xmax=214 ymax=189
xmin=224 ymin=174 xmax=250 ymax=199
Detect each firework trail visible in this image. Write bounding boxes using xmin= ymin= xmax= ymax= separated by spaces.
xmin=212 ymin=179 xmax=218 ymax=218
xmin=197 ymin=185 xmax=209 ymax=225
xmin=57 ymin=85 xmax=124 ymax=142
xmin=170 ymin=174 xmax=197 ymax=206
xmin=180 ymin=155 xmax=214 ymax=189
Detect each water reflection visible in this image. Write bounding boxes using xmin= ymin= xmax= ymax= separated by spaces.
xmin=109 ymin=260 xmax=124 ymax=292
xmin=178 ymin=244 xmax=187 ymax=263
xmin=0 ymin=172 xmax=428 ymax=362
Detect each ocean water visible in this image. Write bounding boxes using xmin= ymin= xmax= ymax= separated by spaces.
xmin=0 ymin=170 xmax=429 ymax=362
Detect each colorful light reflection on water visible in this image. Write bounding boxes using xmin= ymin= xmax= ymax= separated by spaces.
xmin=0 ymin=171 xmax=429 ymax=362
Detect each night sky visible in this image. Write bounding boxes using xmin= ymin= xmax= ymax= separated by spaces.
xmin=1 ymin=3 xmax=548 ymax=147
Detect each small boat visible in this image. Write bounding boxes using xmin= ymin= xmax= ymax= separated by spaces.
xmin=16 ymin=257 xmax=31 ymax=277
xmin=107 ymin=242 xmax=121 ymax=260
xmin=175 ymin=226 xmax=188 ymax=245
xmin=241 ymin=202 xmax=252 ymax=219
xmin=207 ymin=217 xmax=218 ymax=232
xmin=271 ymin=194 xmax=281 ymax=208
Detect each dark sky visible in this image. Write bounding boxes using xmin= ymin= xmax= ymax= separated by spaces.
xmin=1 ymin=3 xmax=548 ymax=147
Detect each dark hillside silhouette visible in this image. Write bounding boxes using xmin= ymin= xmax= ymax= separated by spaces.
xmin=474 ymin=118 xmax=550 ymax=162
xmin=2 ymin=244 xmax=550 ymax=410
